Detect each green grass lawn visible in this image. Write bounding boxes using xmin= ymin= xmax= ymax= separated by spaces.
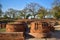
xmin=0 ymin=28 xmax=6 ymax=32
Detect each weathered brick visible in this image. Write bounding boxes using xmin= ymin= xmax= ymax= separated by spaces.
xmin=0 ymin=32 xmax=24 ymax=40
xmin=6 ymin=21 xmax=27 ymax=32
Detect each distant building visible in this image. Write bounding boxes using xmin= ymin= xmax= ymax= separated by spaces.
xmin=45 ymin=14 xmax=54 ymax=19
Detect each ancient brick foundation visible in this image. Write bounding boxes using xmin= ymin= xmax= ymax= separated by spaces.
xmin=30 ymin=21 xmax=51 ymax=33
xmin=0 ymin=32 xmax=24 ymax=40
xmin=6 ymin=21 xmax=27 ymax=32
xmin=0 ymin=23 xmax=6 ymax=29
xmin=30 ymin=21 xmax=53 ymax=38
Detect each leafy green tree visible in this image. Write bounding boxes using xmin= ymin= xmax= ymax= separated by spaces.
xmin=37 ymin=7 xmax=48 ymax=19
xmin=52 ymin=0 xmax=60 ymax=19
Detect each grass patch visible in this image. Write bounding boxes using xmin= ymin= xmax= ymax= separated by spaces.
xmin=0 ymin=28 xmax=6 ymax=32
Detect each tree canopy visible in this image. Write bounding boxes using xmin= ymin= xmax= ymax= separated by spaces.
xmin=1 ymin=1 xmax=60 ymax=19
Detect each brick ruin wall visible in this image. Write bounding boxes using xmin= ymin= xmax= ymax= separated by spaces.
xmin=6 ymin=24 xmax=26 ymax=32
xmin=6 ymin=21 xmax=27 ymax=32
xmin=0 ymin=23 xmax=6 ymax=28
xmin=0 ymin=19 xmax=59 ymax=39
xmin=30 ymin=21 xmax=50 ymax=33
xmin=0 ymin=32 xmax=24 ymax=40
xmin=30 ymin=21 xmax=55 ymax=38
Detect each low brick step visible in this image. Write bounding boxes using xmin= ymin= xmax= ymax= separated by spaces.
xmin=0 ymin=37 xmax=24 ymax=40
xmin=28 ymin=33 xmax=51 ymax=38
xmin=0 ymin=32 xmax=23 ymax=37
xmin=26 ymin=38 xmax=57 ymax=40
xmin=0 ymin=32 xmax=24 ymax=40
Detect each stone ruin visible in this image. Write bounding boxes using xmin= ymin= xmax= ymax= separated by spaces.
xmin=0 ymin=19 xmax=55 ymax=39
xmin=0 ymin=21 xmax=7 ymax=29
xmin=5 ymin=21 xmax=27 ymax=40
xmin=6 ymin=20 xmax=55 ymax=38
xmin=6 ymin=21 xmax=27 ymax=32
xmin=0 ymin=32 xmax=24 ymax=40
xmin=30 ymin=21 xmax=55 ymax=38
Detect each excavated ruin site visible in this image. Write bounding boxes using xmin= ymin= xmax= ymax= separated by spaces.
xmin=0 ymin=19 xmax=60 ymax=40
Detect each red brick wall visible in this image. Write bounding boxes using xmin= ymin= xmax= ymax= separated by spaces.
xmin=0 ymin=23 xmax=6 ymax=29
xmin=6 ymin=24 xmax=25 ymax=32
xmin=1 ymin=23 xmax=6 ymax=28
xmin=0 ymin=32 xmax=24 ymax=40
xmin=30 ymin=21 xmax=52 ymax=38
xmin=30 ymin=21 xmax=50 ymax=33
xmin=6 ymin=22 xmax=27 ymax=32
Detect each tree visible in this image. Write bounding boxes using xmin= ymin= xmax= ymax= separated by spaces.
xmin=26 ymin=14 xmax=32 ymax=19
xmin=18 ymin=7 xmax=32 ymax=19
xmin=54 ymin=7 xmax=60 ymax=19
xmin=0 ymin=4 xmax=2 ymax=18
xmin=3 ymin=14 xmax=9 ymax=18
xmin=14 ymin=10 xmax=21 ymax=19
xmin=26 ymin=2 xmax=41 ymax=18
xmin=52 ymin=0 xmax=60 ymax=19
xmin=37 ymin=7 xmax=48 ymax=19
xmin=19 ymin=8 xmax=27 ymax=19
xmin=5 ymin=8 xmax=17 ymax=18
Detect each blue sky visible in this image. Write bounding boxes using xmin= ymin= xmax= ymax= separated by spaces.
xmin=0 ymin=0 xmax=53 ymax=12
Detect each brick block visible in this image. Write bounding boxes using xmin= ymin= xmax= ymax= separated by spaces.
xmin=6 ymin=21 xmax=27 ymax=32
xmin=30 ymin=21 xmax=51 ymax=33
xmin=0 ymin=32 xmax=24 ymax=40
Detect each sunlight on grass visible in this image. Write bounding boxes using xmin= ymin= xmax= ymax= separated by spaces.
xmin=0 ymin=28 xmax=6 ymax=32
